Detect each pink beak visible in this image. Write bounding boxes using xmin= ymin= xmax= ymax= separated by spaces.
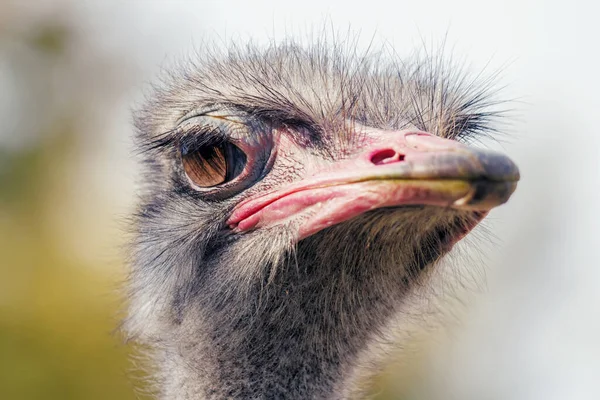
xmin=228 ymin=131 xmax=519 ymax=241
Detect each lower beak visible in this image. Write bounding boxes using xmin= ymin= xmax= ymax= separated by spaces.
xmin=228 ymin=131 xmax=519 ymax=240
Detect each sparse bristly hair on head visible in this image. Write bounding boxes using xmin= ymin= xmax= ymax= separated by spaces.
xmin=125 ymin=36 xmax=519 ymax=399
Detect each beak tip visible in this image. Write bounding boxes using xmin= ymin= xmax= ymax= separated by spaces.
xmin=477 ymin=151 xmax=520 ymax=182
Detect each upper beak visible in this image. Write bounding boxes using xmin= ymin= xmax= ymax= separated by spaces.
xmin=228 ymin=131 xmax=519 ymax=240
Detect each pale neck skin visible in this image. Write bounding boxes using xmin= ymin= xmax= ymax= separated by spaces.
xmin=152 ymin=213 xmax=450 ymax=400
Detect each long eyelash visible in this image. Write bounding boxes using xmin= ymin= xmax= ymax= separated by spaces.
xmin=138 ymin=125 xmax=228 ymax=156
xmin=178 ymin=126 xmax=227 ymax=155
xmin=137 ymin=128 xmax=178 ymax=155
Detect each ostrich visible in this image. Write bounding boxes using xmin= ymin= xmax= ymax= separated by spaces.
xmin=125 ymin=39 xmax=519 ymax=399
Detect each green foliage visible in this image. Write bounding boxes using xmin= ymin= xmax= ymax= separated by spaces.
xmin=0 ymin=132 xmax=146 ymax=400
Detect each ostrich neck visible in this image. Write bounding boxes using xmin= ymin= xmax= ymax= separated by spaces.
xmin=158 ymin=254 xmax=419 ymax=400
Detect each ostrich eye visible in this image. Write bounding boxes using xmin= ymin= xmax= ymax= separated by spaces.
xmin=182 ymin=142 xmax=246 ymax=188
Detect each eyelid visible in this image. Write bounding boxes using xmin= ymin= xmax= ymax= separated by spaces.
xmin=176 ymin=104 xmax=241 ymax=126
xmin=175 ymin=106 xmax=220 ymax=125
xmin=177 ymin=113 xmax=250 ymax=144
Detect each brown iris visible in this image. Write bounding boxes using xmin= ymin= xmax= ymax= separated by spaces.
xmin=182 ymin=143 xmax=246 ymax=188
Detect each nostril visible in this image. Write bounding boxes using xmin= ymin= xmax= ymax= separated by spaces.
xmin=370 ymin=149 xmax=405 ymax=165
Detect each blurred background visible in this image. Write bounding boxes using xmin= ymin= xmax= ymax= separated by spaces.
xmin=0 ymin=1 xmax=598 ymax=399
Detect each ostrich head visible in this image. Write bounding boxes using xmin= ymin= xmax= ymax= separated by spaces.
xmin=126 ymin=40 xmax=519 ymax=399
